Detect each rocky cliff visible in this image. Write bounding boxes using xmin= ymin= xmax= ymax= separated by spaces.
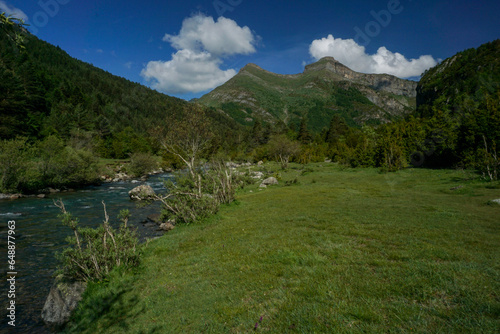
xmin=198 ymin=57 xmax=418 ymax=130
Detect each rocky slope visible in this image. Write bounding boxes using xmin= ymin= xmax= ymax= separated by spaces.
xmin=198 ymin=57 xmax=418 ymax=130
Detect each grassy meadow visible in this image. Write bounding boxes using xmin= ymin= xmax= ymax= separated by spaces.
xmin=64 ymin=164 xmax=499 ymax=333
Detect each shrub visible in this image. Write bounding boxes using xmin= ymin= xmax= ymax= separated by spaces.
xmin=156 ymin=159 xmax=243 ymax=224
xmin=54 ymin=200 xmax=140 ymax=282
xmin=128 ymin=152 xmax=159 ymax=177
xmin=0 ymin=138 xmax=30 ymax=193
xmin=267 ymin=135 xmax=301 ymax=170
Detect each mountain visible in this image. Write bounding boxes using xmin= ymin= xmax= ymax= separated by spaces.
xmin=416 ymin=39 xmax=500 ymax=118
xmin=0 ymin=28 xmax=244 ymax=158
xmin=198 ymin=57 xmax=418 ymax=131
xmin=411 ymin=40 xmax=500 ymax=169
xmin=0 ymin=30 xmax=185 ymax=141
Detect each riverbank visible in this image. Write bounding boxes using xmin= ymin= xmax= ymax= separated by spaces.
xmin=63 ymin=163 xmax=500 ymax=333
xmin=0 ymin=161 xmax=168 ymax=201
xmin=0 ymin=172 xmax=175 ymax=333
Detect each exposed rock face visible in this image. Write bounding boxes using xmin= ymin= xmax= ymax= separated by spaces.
xmin=198 ymin=57 xmax=417 ymax=127
xmin=129 ymin=185 xmax=155 ymax=200
xmin=41 ymin=276 xmax=87 ymax=329
xmin=303 ymin=57 xmax=418 ymax=97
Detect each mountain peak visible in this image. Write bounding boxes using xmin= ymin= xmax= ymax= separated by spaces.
xmin=240 ymin=63 xmax=265 ymax=72
xmin=304 ymin=56 xmax=350 ymax=74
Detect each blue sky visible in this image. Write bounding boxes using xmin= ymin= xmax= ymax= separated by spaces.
xmin=2 ymin=0 xmax=499 ymax=100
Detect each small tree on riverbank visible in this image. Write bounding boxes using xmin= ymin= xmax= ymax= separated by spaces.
xmin=152 ymin=106 xmax=246 ymax=224
xmin=55 ymin=200 xmax=139 ymax=282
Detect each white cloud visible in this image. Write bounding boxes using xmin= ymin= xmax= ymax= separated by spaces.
xmin=142 ymin=14 xmax=257 ymax=95
xmin=124 ymin=61 xmax=133 ymax=69
xmin=164 ymin=15 xmax=256 ymax=57
xmin=141 ymin=49 xmax=237 ymax=94
xmin=0 ymin=1 xmax=28 ymax=22
xmin=309 ymin=35 xmax=437 ymax=78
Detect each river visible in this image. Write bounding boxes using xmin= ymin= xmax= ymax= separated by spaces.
xmin=0 ymin=174 xmax=173 ymax=333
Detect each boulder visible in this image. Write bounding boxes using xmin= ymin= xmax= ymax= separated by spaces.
xmin=147 ymin=213 xmax=162 ymax=224
xmin=252 ymin=171 xmax=264 ymax=179
xmin=41 ymin=275 xmax=87 ymax=330
xmin=159 ymin=222 xmax=175 ymax=231
xmin=491 ymin=199 xmax=500 ymax=205
xmin=129 ymin=185 xmax=155 ymax=201
xmin=260 ymin=177 xmax=279 ymax=187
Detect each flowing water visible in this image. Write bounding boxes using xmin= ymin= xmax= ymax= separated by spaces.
xmin=0 ymin=174 xmax=173 ymax=333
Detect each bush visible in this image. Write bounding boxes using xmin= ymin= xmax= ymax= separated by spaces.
xmin=157 ymin=159 xmax=243 ymax=224
xmin=55 ymin=200 xmax=140 ymax=282
xmin=0 ymin=138 xmax=30 ymax=193
xmin=128 ymin=152 xmax=159 ymax=177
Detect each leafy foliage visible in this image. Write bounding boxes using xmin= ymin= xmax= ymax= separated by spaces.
xmin=128 ymin=152 xmax=159 ymax=177
xmin=55 ymin=200 xmax=140 ymax=282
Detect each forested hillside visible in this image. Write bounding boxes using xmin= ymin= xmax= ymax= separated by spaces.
xmin=0 ymin=26 xmax=244 ymax=193
xmin=414 ymin=40 xmax=500 ymax=170
xmin=0 ymin=27 xmax=244 ymax=159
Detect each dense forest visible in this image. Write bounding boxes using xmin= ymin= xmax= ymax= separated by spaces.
xmin=0 ymin=20 xmax=499 ymax=194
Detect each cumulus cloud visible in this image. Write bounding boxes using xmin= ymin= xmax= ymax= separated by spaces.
xmin=164 ymin=15 xmax=256 ymax=57
xmin=142 ymin=14 xmax=256 ymax=95
xmin=0 ymin=1 xmax=28 ymax=22
xmin=142 ymin=50 xmax=236 ymax=94
xmin=309 ymin=34 xmax=437 ymax=78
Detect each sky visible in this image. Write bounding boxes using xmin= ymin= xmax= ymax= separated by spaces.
xmin=2 ymin=0 xmax=499 ymax=100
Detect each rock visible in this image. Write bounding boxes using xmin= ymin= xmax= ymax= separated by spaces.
xmin=491 ymin=199 xmax=500 ymax=205
xmin=259 ymin=184 xmax=267 ymax=188
xmin=48 ymin=188 xmax=60 ymax=194
xmin=147 ymin=213 xmax=161 ymax=224
xmin=251 ymin=171 xmax=264 ymax=179
xmin=129 ymin=185 xmax=155 ymax=201
xmin=159 ymin=222 xmax=175 ymax=231
xmin=41 ymin=275 xmax=87 ymax=330
xmin=257 ymin=161 xmax=264 ymax=165
xmin=37 ymin=194 xmax=46 ymax=198
xmin=260 ymin=177 xmax=279 ymax=187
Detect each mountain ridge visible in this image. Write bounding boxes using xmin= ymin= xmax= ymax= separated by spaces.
xmin=198 ymin=57 xmax=418 ymax=130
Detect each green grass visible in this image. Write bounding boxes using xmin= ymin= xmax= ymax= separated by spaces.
xmin=64 ymin=164 xmax=500 ymax=333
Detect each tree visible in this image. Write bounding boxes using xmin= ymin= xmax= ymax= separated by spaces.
xmin=0 ymin=13 xmax=26 ymax=50
xmin=251 ymin=119 xmax=265 ymax=146
xmin=0 ymin=138 xmax=30 ymax=192
xmin=268 ymin=134 xmax=301 ymax=169
xmin=155 ymin=105 xmax=213 ymax=187
xmin=326 ymin=115 xmax=348 ymax=144
xmin=297 ymin=118 xmax=312 ymax=143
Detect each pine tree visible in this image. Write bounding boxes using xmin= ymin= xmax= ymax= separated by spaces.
xmin=297 ymin=118 xmax=312 ymax=143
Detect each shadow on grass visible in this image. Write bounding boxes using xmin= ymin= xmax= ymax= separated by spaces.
xmin=63 ymin=277 xmax=164 ymax=333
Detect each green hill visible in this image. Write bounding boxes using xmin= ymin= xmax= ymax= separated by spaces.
xmin=0 ymin=30 xmax=191 ymax=141
xmin=412 ymin=40 xmax=500 ymax=169
xmin=0 ymin=28 xmax=244 ymax=160
xmin=417 ymin=39 xmax=500 ymax=118
xmin=198 ymin=57 xmax=417 ymax=131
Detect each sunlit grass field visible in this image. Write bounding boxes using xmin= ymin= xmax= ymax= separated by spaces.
xmin=65 ymin=163 xmax=500 ymax=333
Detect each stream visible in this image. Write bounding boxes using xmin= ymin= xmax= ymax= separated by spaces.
xmin=0 ymin=174 xmax=173 ymax=333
